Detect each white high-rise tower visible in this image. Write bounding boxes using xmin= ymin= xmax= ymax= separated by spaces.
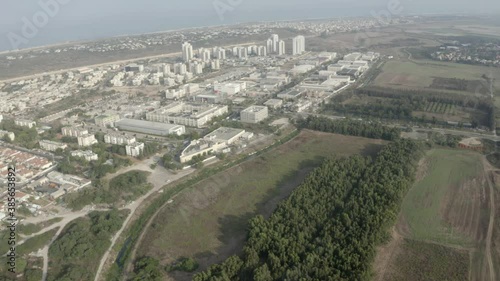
xmin=182 ymin=42 xmax=193 ymax=62
xmin=292 ymin=36 xmax=306 ymax=55
xmin=278 ymin=40 xmax=286 ymax=55
xmin=271 ymin=34 xmax=279 ymax=53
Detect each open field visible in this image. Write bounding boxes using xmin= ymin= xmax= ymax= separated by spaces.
xmin=137 ymin=130 xmax=387 ymax=280
xmin=400 ymin=149 xmax=486 ymax=246
xmin=374 ymin=148 xmax=499 ymax=281
xmin=380 ymin=238 xmax=469 ymax=281
xmin=372 ymin=59 xmax=500 ymax=94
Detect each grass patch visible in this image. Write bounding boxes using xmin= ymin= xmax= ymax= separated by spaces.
xmin=386 ymin=239 xmax=469 ymax=281
xmin=373 ymin=58 xmax=500 ymax=93
xmin=18 ymin=228 xmax=59 ymax=256
xmin=18 ymin=218 xmax=63 ymax=236
xmin=401 ymin=149 xmax=483 ymax=246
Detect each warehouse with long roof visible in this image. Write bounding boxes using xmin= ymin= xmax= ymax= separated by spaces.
xmin=115 ymin=119 xmax=186 ymax=136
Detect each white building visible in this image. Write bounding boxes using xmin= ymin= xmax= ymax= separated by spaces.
xmin=266 ymin=39 xmax=274 ymax=54
xmin=214 ymin=82 xmax=246 ymax=96
xmin=174 ymin=63 xmax=187 ymax=75
xmin=271 ymin=34 xmax=279 ymax=53
xmin=211 ymin=59 xmax=221 ymax=70
xmin=62 ymin=127 xmax=88 ymax=138
xmin=77 ymin=134 xmax=97 ymax=147
xmin=104 ymin=133 xmax=136 ymax=145
xmin=71 ymin=150 xmax=98 ymax=161
xmin=126 ymin=142 xmax=145 ymax=157
xmin=278 ymin=40 xmax=286 ymax=56
xmin=39 ymin=140 xmax=67 ymax=152
xmin=0 ymin=130 xmax=15 ymax=141
xmin=182 ymin=42 xmax=194 ymax=62
xmin=292 ymin=35 xmax=306 ymax=55
xmin=15 ymin=119 xmax=36 ymax=129
xmin=241 ymin=106 xmax=269 ymax=124
xmin=257 ymin=46 xmax=267 ymax=56
xmin=146 ymin=102 xmax=228 ymax=128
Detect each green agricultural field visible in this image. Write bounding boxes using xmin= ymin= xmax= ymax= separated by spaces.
xmin=137 ymin=130 xmax=387 ymax=278
xmin=400 ymin=149 xmax=485 ymax=247
xmin=373 ymin=58 xmax=500 ymax=94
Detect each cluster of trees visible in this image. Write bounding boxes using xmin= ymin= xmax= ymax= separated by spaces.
xmin=194 ymin=139 xmax=424 ymax=280
xmin=329 ymin=87 xmax=495 ymax=130
xmin=48 ymin=210 xmax=128 ymax=281
xmin=298 ymin=116 xmax=401 ymax=141
xmin=0 ymin=120 xmax=38 ymax=148
xmin=64 ymin=170 xmax=151 ymax=210
xmin=139 ymin=142 xmax=161 ymax=159
xmin=327 ymin=102 xmax=414 ymax=120
xmin=166 ymin=257 xmax=199 ymax=273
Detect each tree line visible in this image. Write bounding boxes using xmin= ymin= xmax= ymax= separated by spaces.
xmin=297 ymin=116 xmax=401 ymax=141
xmin=194 ymin=139 xmax=424 ymax=280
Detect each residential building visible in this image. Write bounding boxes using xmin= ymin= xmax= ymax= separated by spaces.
xmin=77 ymin=134 xmax=97 ymax=147
xmin=39 ymin=140 xmax=67 ymax=152
xmin=278 ymin=40 xmax=286 ymax=55
xmin=292 ymin=35 xmax=306 ymax=55
xmin=182 ymin=42 xmax=194 ymax=62
xmin=71 ymin=150 xmax=98 ymax=161
xmin=126 ymin=142 xmax=145 ymax=157
xmin=95 ymin=114 xmax=120 ymax=127
xmin=271 ymin=34 xmax=279 ymax=53
xmin=15 ymin=119 xmax=36 ymax=128
xmin=104 ymin=133 xmax=136 ymax=145
xmin=0 ymin=130 xmax=15 ymax=141
xmin=241 ymin=106 xmax=269 ymax=124
xmin=62 ymin=126 xmax=88 ymax=138
xmin=174 ymin=63 xmax=187 ymax=75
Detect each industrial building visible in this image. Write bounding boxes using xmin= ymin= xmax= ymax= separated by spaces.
xmin=240 ymin=106 xmax=269 ymax=124
xmin=179 ymin=127 xmax=250 ymax=163
xmin=204 ymin=127 xmax=246 ymax=145
xmin=146 ymin=102 xmax=228 ymax=128
xmin=115 ymin=118 xmax=186 ymax=136
xmin=278 ymin=89 xmax=305 ymax=100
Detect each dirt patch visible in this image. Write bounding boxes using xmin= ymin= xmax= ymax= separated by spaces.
xmin=440 ymin=176 xmax=488 ymax=242
xmin=372 ymin=228 xmax=404 ymax=281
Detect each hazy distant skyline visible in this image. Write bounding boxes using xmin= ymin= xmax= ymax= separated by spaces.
xmin=1 ymin=0 xmax=500 ymax=51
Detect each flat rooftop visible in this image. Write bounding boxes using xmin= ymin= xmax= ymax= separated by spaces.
xmin=116 ymin=119 xmax=184 ymax=130
xmin=204 ymin=127 xmax=245 ymax=142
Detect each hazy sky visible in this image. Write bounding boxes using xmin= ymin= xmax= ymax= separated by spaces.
xmin=1 ymin=0 xmax=499 ymax=51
